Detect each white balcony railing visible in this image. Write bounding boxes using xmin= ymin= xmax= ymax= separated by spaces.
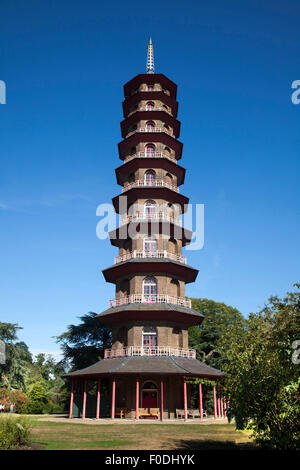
xmin=104 ymin=346 xmax=196 ymax=359
xmin=130 ymin=88 xmax=170 ymax=95
xmin=109 ymin=294 xmax=192 ymax=309
xmin=122 ymin=180 xmax=179 ymax=193
xmin=128 ymin=106 xmax=172 ymax=117
xmin=126 ymin=127 xmax=174 ymax=138
xmin=114 ymin=250 xmax=187 ymax=264
xmin=124 ymin=151 xmax=177 ymax=164
xmin=123 ymin=212 xmax=180 ymax=224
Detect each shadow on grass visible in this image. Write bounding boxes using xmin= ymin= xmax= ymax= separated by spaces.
xmin=170 ymin=439 xmax=259 ymax=450
xmin=32 ymin=439 xmax=132 ymax=450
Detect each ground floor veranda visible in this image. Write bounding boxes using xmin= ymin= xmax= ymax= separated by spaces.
xmin=69 ymin=374 xmax=227 ymax=421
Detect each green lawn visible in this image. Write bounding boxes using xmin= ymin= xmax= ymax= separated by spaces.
xmin=27 ymin=417 xmax=258 ymax=450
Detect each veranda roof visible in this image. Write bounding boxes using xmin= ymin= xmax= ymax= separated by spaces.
xmin=64 ymin=356 xmax=223 ymax=379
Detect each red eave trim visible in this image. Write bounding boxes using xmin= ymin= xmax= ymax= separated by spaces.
xmin=120 ymin=112 xmax=181 ymax=139
xmin=97 ymin=309 xmax=203 ymax=326
xmin=112 ymin=187 xmax=189 ymax=213
xmin=102 ymin=259 xmax=198 ymax=284
xmin=118 ymin=133 xmax=183 ymax=160
xmin=123 ymin=92 xmax=178 ymax=119
xmin=108 ymin=221 xmax=193 ymax=247
xmin=115 ymin=158 xmax=186 ymax=186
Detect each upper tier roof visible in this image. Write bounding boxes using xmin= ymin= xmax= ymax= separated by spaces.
xmin=123 ymin=74 xmax=177 ymax=99
xmin=97 ymin=303 xmax=204 ymax=326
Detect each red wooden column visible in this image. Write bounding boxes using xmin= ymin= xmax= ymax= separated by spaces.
xmin=199 ymin=383 xmax=203 ymax=419
xmin=82 ymin=378 xmax=87 ymax=419
xmin=69 ymin=378 xmax=74 ymax=418
xmin=213 ymin=385 xmax=217 ymax=419
xmin=160 ymin=378 xmax=164 ymax=421
xmin=217 ymin=395 xmax=221 ymax=418
xmin=183 ymin=379 xmax=188 ymax=421
xmin=111 ymin=378 xmax=116 ymax=419
xmin=135 ymin=377 xmax=139 ymax=420
xmin=96 ymin=377 xmax=101 ymax=419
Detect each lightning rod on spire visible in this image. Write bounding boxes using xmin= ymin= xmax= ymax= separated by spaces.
xmin=146 ymin=38 xmax=155 ymax=74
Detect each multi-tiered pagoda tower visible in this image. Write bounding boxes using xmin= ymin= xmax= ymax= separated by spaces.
xmin=66 ymin=40 xmax=223 ymax=420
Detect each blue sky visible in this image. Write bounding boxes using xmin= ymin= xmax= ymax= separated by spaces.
xmin=0 ymin=0 xmax=299 ymax=359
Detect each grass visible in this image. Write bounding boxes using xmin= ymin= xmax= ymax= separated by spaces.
xmin=23 ymin=415 xmax=258 ymax=450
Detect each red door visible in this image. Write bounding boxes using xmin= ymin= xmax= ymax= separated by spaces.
xmin=142 ymin=390 xmax=157 ymax=408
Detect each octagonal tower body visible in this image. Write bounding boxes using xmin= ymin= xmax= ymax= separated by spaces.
xmin=98 ymin=72 xmax=204 ymax=355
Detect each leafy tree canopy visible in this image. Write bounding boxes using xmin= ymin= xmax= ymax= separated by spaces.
xmin=220 ymin=284 xmax=300 ymax=450
xmin=188 ymin=298 xmax=245 ymax=369
xmin=0 ymin=321 xmax=67 ymax=413
xmin=56 ymin=312 xmax=112 ymax=371
xmin=0 ymin=322 xmax=33 ymax=390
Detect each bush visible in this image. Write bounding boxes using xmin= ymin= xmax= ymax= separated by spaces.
xmin=20 ymin=400 xmax=58 ymax=415
xmin=52 ymin=403 xmax=65 ymax=414
xmin=27 ymin=381 xmax=48 ymax=403
xmin=0 ymin=388 xmax=29 ymax=413
xmin=41 ymin=402 xmax=53 ymax=414
xmin=0 ymin=415 xmax=31 ymax=450
xmin=19 ymin=380 xmax=52 ymax=415
xmin=20 ymin=401 xmax=44 ymax=415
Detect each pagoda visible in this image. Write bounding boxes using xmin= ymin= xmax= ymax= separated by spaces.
xmin=66 ymin=40 xmax=224 ymax=420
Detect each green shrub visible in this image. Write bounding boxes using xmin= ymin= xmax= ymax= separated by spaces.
xmin=0 ymin=415 xmax=31 ymax=450
xmin=52 ymin=403 xmax=65 ymax=414
xmin=20 ymin=401 xmax=44 ymax=415
xmin=27 ymin=381 xmax=48 ymax=403
xmin=41 ymin=402 xmax=53 ymax=414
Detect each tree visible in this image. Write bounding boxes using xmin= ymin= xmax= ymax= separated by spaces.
xmin=0 ymin=388 xmax=29 ymax=413
xmin=0 ymin=322 xmax=68 ymax=412
xmin=0 ymin=322 xmax=32 ymax=390
xmin=56 ymin=312 xmax=112 ymax=371
xmin=188 ymin=298 xmax=245 ymax=369
xmin=220 ymin=284 xmax=300 ymax=450
xmin=27 ymin=380 xmax=48 ymax=403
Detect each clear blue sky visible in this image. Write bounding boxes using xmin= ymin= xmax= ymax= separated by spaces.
xmin=0 ymin=0 xmax=299 ymax=359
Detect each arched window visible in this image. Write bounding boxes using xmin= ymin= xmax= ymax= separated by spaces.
xmin=142 ymin=380 xmax=157 ymax=389
xmin=165 ymin=172 xmax=173 ymax=185
xmin=146 ymin=121 xmax=155 ymax=132
xmin=145 ymin=144 xmax=155 ymax=156
xmin=142 ymin=327 xmax=158 ymax=348
xmin=146 ymin=101 xmax=155 ymax=111
xmin=143 ymin=277 xmax=157 ymax=302
xmin=144 ymin=200 xmax=156 ymax=219
xmin=144 ymin=236 xmax=157 ymax=254
xmin=144 ymin=170 xmax=156 ymax=186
